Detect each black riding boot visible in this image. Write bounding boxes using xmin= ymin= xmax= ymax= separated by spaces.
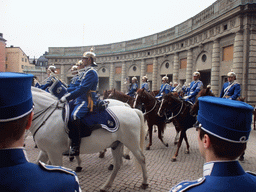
xmin=63 ymin=119 xmax=81 ymax=156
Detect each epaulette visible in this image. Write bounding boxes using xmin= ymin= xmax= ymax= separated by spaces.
xmin=170 ymin=177 xmax=205 ymax=192
xmin=39 ymin=161 xmax=77 ymax=176
xmin=246 ymin=171 xmax=256 ymax=176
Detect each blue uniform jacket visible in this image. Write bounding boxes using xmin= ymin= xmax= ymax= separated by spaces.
xmin=40 ymin=75 xmax=56 ymax=92
xmin=156 ymin=83 xmax=171 ymax=98
xmin=0 ymin=149 xmax=81 ymax=192
xmin=170 ymin=161 xmax=256 ymax=192
xmin=186 ymin=80 xmax=203 ymax=103
xmin=66 ymin=67 xmax=98 ymax=104
xmin=67 ymin=74 xmax=80 ymax=93
xmin=141 ymin=82 xmax=149 ymax=92
xmin=127 ymin=83 xmax=138 ymax=97
xmin=220 ymin=81 xmax=241 ymax=100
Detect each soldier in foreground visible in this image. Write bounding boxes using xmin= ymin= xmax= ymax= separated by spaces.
xmin=170 ymin=96 xmax=256 ymax=192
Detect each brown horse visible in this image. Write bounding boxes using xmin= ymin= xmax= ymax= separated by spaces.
xmin=108 ymin=89 xmax=135 ymax=108
xmin=157 ymin=93 xmax=197 ymax=161
xmin=103 ymin=89 xmax=113 ymax=99
xmin=134 ymin=88 xmax=171 ymax=150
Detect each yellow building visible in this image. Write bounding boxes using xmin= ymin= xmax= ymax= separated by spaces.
xmin=6 ymin=46 xmax=35 ymax=72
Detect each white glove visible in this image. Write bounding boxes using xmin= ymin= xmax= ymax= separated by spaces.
xmin=183 ymin=96 xmax=190 ymax=100
xmin=60 ymin=96 xmax=67 ymax=103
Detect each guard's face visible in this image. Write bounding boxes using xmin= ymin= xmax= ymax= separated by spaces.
xmin=193 ymin=75 xmax=199 ymax=81
xmin=82 ymin=57 xmax=91 ymax=67
xmin=162 ymin=80 xmax=167 ymax=84
xmin=228 ymin=76 xmax=235 ymax=82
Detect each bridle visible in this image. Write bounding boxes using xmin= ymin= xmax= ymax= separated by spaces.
xmin=158 ymin=97 xmax=184 ymax=121
xmin=134 ymin=91 xmax=157 ymax=115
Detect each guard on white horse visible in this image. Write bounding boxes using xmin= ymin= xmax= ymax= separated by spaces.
xmin=67 ymin=62 xmax=81 ymax=93
xmin=60 ymin=48 xmax=99 ymax=156
xmin=31 ymin=87 xmax=148 ymax=191
xmin=40 ymin=64 xmax=58 ymax=91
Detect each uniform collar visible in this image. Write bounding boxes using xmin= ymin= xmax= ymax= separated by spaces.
xmin=0 ymin=148 xmax=28 ymax=168
xmin=203 ymin=160 xmax=245 ymax=177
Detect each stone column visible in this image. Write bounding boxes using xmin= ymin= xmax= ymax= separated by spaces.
xmin=186 ymin=49 xmax=193 ymax=84
xmin=140 ymin=59 xmax=146 ymax=86
xmin=247 ymin=27 xmax=256 ymax=104
xmin=152 ymin=57 xmax=158 ymax=91
xmin=121 ymin=61 xmax=126 ymax=93
xmin=173 ymin=53 xmax=179 ymax=83
xmin=109 ymin=63 xmax=115 ymax=90
xmin=232 ymin=31 xmax=244 ymax=89
xmin=60 ymin=64 xmax=65 ymax=82
xmin=211 ymin=39 xmax=220 ymax=96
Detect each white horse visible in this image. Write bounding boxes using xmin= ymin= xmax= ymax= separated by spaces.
xmin=30 ymin=87 xmax=148 ymax=191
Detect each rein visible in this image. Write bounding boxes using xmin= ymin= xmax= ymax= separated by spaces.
xmin=159 ymin=98 xmax=184 ymax=121
xmin=32 ymin=101 xmax=63 ymax=140
xmin=144 ymin=100 xmax=157 ymax=115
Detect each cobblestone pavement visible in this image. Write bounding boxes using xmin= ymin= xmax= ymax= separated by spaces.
xmin=25 ymin=124 xmax=256 ymax=192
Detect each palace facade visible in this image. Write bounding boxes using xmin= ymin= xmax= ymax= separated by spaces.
xmin=45 ymin=0 xmax=256 ymax=105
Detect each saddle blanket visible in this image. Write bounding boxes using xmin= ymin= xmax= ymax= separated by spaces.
xmin=66 ymin=102 xmax=120 ymax=137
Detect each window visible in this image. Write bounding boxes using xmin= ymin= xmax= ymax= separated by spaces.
xmin=25 ymin=59 xmax=27 ymax=62
xmin=223 ymin=45 xmax=233 ymax=61
xmin=21 ymin=65 xmax=24 ymax=69
xmin=223 ymin=24 xmax=228 ymax=30
xmin=115 ymin=67 xmax=122 ymax=74
xmin=180 ymin=58 xmax=187 ymax=69
xmin=202 ymin=54 xmax=207 ymax=62
xmin=147 ymin=52 xmax=150 ymax=56
xmin=133 ymin=66 xmax=137 ymax=71
xmin=147 ymin=64 xmax=153 ymax=73
xmin=165 ymin=62 xmax=169 ymax=69
xmin=22 ymin=58 xmax=24 ymax=62
xmin=102 ymin=68 xmax=106 ymax=73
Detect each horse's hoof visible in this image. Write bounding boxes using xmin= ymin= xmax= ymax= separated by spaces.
xmin=174 ymin=142 xmax=178 ymax=145
xmin=123 ymin=154 xmax=131 ymax=160
xmin=141 ymin=183 xmax=149 ymax=189
xmin=34 ymin=145 xmax=38 ymax=148
xmin=69 ymin=156 xmax=74 ymax=162
xmin=171 ymin=158 xmax=177 ymax=162
xmin=108 ymin=164 xmax=114 ymax=170
xmin=185 ymin=150 xmax=190 ymax=154
xmin=75 ymin=166 xmax=82 ymax=172
xmin=165 ymin=143 xmax=169 ymax=147
xmin=239 ymin=156 xmax=244 ymax=161
xmin=100 ymin=189 xmax=107 ymax=192
xmin=99 ymin=152 xmax=105 ymax=158
xmin=146 ymin=146 xmax=150 ymax=150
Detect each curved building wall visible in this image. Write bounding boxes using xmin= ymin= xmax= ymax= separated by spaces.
xmin=46 ymin=0 xmax=256 ymax=105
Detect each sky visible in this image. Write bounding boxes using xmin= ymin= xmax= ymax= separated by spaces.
xmin=1 ymin=0 xmax=216 ymax=58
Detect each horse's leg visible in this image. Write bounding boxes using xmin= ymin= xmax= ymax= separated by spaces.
xmin=146 ymin=124 xmax=153 ymax=150
xmin=153 ymin=125 xmax=157 ymax=133
xmin=174 ymin=130 xmax=180 ymax=145
xmin=127 ymin=142 xmax=148 ymax=189
xmin=171 ymin=130 xmax=185 ymax=162
xmin=123 ymin=146 xmax=131 ymax=160
xmin=100 ymin=142 xmax=123 ymax=192
xmin=99 ymin=149 xmax=107 ymax=158
xmin=74 ymin=156 xmax=83 ymax=172
xmin=183 ymin=131 xmax=190 ymax=154
xmin=47 ymin=152 xmax=63 ymax=166
xmin=157 ymin=124 xmax=168 ymax=147
xmin=36 ymin=150 xmax=49 ymax=164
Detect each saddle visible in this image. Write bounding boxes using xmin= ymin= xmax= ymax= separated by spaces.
xmin=63 ymin=100 xmax=120 ymax=138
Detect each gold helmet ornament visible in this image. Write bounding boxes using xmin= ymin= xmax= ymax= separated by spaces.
xmin=76 ymin=60 xmax=83 ymax=66
xmin=132 ymin=76 xmax=137 ymax=82
xmin=193 ymin=70 xmax=200 ymax=77
xmin=71 ymin=65 xmax=78 ymax=71
xmin=227 ymin=70 xmax=236 ymax=77
xmin=48 ymin=64 xmax=57 ymax=73
xmin=162 ymin=75 xmax=168 ymax=81
xmin=142 ymin=76 xmax=148 ymax=80
xmin=82 ymin=47 xmax=96 ymax=59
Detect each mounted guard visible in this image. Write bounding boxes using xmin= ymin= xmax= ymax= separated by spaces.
xmin=60 ymin=48 xmax=99 ymax=156
xmin=127 ymin=76 xmax=138 ymax=98
xmin=155 ymin=75 xmax=171 ymax=99
xmin=183 ymin=71 xmax=203 ymax=104
xmin=141 ymin=76 xmax=150 ymax=92
xmin=220 ymin=70 xmax=241 ymax=100
xmin=40 ymin=64 xmax=58 ymax=92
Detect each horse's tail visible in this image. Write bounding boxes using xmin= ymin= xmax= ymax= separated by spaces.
xmin=133 ymin=108 xmax=147 ymax=172
xmin=134 ymin=109 xmax=146 ymax=152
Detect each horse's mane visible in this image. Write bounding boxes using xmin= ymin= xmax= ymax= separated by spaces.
xmin=109 ymin=89 xmax=133 ymax=100
xmin=137 ymin=88 xmax=156 ymax=101
xmin=31 ymin=87 xmax=58 ymax=105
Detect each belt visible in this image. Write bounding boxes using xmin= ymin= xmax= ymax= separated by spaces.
xmin=87 ymin=90 xmax=96 ymax=112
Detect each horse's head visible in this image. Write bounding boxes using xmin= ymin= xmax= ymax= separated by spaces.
xmin=190 ymin=85 xmax=215 ymax=116
xmin=157 ymin=93 xmax=177 ymax=117
xmin=103 ymin=90 xmax=111 ymax=99
xmin=108 ymin=89 xmax=117 ymax=99
xmin=134 ymin=88 xmax=148 ymax=108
